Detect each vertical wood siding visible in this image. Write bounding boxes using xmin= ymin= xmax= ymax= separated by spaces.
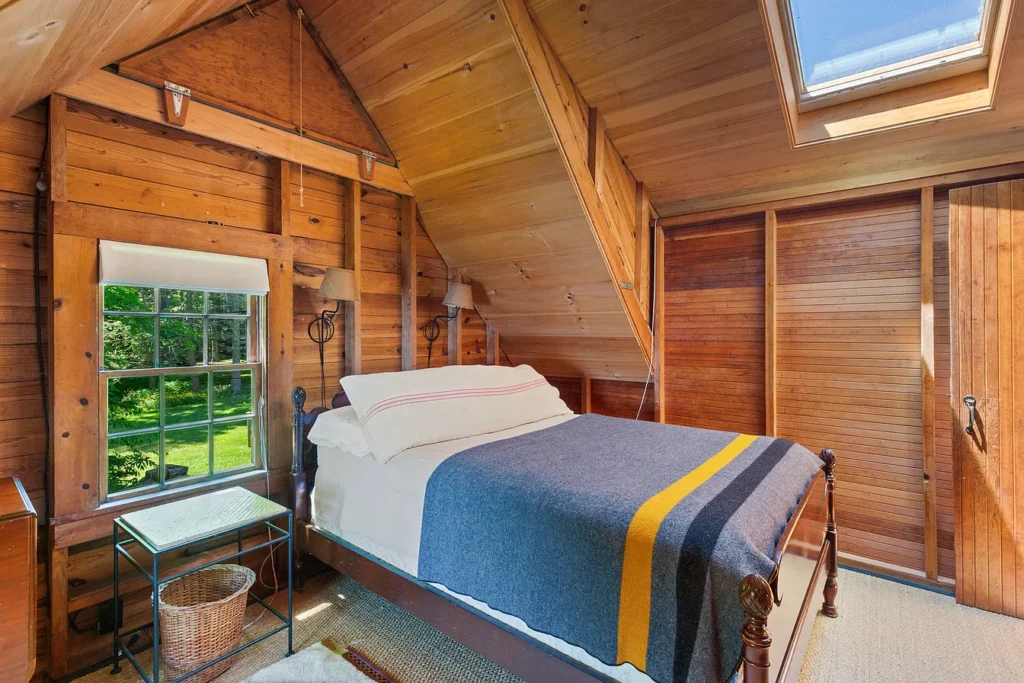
xmin=662 ymin=217 xmax=767 ymax=434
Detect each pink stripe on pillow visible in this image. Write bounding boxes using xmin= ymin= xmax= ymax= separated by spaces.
xmin=361 ymin=379 xmax=549 ymax=423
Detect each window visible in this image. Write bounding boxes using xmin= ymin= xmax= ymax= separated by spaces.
xmin=784 ymin=0 xmax=997 ymax=110
xmin=101 ymin=286 xmax=265 ymax=497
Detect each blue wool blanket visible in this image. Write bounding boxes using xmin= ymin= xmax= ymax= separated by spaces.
xmin=418 ymin=414 xmax=821 ymax=683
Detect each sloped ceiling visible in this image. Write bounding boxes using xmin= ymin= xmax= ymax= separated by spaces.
xmin=524 ymin=0 xmax=1024 ymax=215
xmin=306 ymin=0 xmax=649 ymax=379
xmin=0 ymin=0 xmax=243 ymax=121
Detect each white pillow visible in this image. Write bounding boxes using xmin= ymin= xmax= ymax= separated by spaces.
xmin=340 ymin=364 xmax=571 ymax=464
xmin=306 ymin=406 xmax=373 ymax=457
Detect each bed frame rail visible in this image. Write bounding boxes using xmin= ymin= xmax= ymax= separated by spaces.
xmin=289 ymin=385 xmax=839 ymax=683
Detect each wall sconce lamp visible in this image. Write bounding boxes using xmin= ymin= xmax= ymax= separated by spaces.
xmin=309 ymin=267 xmax=358 ymax=405
xmin=422 ymin=281 xmax=474 ymax=367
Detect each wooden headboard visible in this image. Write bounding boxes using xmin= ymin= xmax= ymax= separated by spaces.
xmin=290 ymin=386 xmax=348 ymax=523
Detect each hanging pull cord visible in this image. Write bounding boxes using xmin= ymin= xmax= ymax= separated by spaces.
xmin=297 ymin=6 xmax=305 ymax=208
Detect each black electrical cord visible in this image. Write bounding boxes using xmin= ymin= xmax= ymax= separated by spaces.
xmin=421 ymin=309 xmax=458 ymax=368
xmin=34 ymin=116 xmax=50 ymax=522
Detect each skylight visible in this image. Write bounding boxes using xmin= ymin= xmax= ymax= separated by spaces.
xmin=787 ymin=0 xmax=993 ymax=104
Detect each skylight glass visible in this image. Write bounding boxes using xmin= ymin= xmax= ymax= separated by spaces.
xmin=789 ymin=0 xmax=988 ymax=89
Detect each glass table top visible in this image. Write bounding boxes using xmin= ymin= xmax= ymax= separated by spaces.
xmin=118 ymin=486 xmax=287 ymax=551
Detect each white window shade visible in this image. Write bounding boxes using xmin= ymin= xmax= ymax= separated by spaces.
xmin=99 ymin=241 xmax=269 ymax=294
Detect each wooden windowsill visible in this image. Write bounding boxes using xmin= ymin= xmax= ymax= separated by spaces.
xmin=51 ymin=469 xmax=272 ymax=532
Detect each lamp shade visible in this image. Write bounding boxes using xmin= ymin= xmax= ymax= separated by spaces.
xmin=443 ymin=281 xmax=474 ymax=309
xmin=318 ymin=267 xmax=358 ymax=301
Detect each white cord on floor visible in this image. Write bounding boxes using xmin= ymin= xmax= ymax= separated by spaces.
xmin=636 ymin=218 xmax=659 ymax=420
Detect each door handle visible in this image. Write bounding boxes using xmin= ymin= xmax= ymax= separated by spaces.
xmin=964 ymin=395 xmax=977 ymax=435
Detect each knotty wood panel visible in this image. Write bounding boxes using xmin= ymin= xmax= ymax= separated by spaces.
xmin=0 ymin=104 xmax=48 ymax=680
xmin=949 ymin=180 xmax=1024 ymax=617
xmin=0 ymin=0 xmax=239 ymax=121
xmin=527 ymin=0 xmax=1024 ymax=217
xmin=118 ymin=0 xmax=391 ymax=160
xmin=776 ymin=196 xmax=926 ymax=572
xmin=662 ymin=216 xmax=766 ymax=434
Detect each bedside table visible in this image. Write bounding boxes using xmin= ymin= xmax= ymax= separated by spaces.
xmin=112 ymin=487 xmax=293 ymax=682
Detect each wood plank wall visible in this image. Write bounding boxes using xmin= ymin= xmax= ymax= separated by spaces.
xmin=662 ymin=193 xmax=957 ymax=581
xmin=776 ymin=196 xmax=927 ymax=573
xmin=0 ymin=103 xmax=49 ymax=680
xmin=0 ymin=97 xmax=492 ymax=678
xmin=547 ymin=376 xmax=655 ymax=421
xmin=662 ymin=217 xmax=766 ymax=434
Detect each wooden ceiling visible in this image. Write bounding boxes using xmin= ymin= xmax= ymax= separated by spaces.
xmin=305 ymin=0 xmax=649 ymax=379
xmin=0 ymin=0 xmax=243 ymax=121
xmin=525 ymin=0 xmax=1024 ymax=215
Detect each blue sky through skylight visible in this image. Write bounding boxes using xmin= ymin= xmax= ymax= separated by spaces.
xmin=790 ymin=0 xmax=987 ymax=87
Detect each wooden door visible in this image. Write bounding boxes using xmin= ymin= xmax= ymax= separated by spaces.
xmin=949 ymin=181 xmax=1024 ymax=617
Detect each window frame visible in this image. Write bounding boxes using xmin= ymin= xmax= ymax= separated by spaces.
xmin=99 ymin=286 xmax=267 ymax=501
xmin=779 ymin=0 xmax=1002 ymax=112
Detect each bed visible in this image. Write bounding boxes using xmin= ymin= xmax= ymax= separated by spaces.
xmin=289 ymin=367 xmax=838 ymax=683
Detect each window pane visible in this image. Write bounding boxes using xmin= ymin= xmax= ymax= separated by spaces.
xmin=103 ymin=316 xmax=155 ymax=370
xmin=104 ymin=286 xmax=155 ymax=313
xmin=790 ymin=0 xmax=987 ymax=87
xmin=214 ymin=419 xmax=254 ymax=472
xmin=213 ymin=370 xmax=252 ymax=418
xmin=208 ymin=318 xmax=250 ymax=364
xmin=107 ymin=376 xmax=159 ymax=433
xmin=209 ymin=293 xmax=248 ymax=314
xmin=159 ymin=316 xmax=204 ymax=367
xmin=164 ymin=374 xmax=209 ymax=425
xmin=164 ymin=425 xmax=210 ymax=479
xmin=108 ymin=432 xmax=159 ymax=493
xmin=160 ymin=289 xmax=204 ymax=314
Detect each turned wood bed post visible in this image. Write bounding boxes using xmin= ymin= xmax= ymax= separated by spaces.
xmin=291 ymin=387 xmax=310 ymax=583
xmin=820 ymin=448 xmax=839 ymax=618
xmin=739 ymin=574 xmax=774 ymax=683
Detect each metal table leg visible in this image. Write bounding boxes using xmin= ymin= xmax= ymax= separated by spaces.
xmin=287 ymin=512 xmax=293 ymax=656
xmin=112 ymin=523 xmax=122 ymax=674
xmin=152 ymin=552 xmax=160 ymax=683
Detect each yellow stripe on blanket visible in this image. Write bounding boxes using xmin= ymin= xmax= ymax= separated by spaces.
xmin=616 ymin=433 xmax=757 ymax=670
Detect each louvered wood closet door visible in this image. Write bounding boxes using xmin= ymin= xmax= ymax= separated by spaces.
xmin=949 ymin=181 xmax=1024 ymax=617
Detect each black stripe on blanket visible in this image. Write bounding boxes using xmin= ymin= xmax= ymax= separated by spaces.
xmin=672 ymin=438 xmax=794 ymax=681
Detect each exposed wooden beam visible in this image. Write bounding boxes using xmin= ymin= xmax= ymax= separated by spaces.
xmin=581 ymin=373 xmax=592 ymax=414
xmin=486 ymin=325 xmax=499 ymax=366
xmin=499 ymin=0 xmax=650 ymax=363
xmin=448 ymin=269 xmax=464 ymax=366
xmin=659 ymin=160 xmax=1024 ymax=229
xmin=53 ymin=202 xmax=291 ymax=261
xmin=273 ymin=158 xmax=291 ymax=237
xmin=634 ymin=182 xmax=652 ymax=319
xmin=920 ymin=186 xmax=938 ymax=581
xmin=57 ymin=70 xmax=413 ymax=196
xmin=345 ymin=179 xmax=362 ymax=375
xmin=587 ymin=107 xmax=604 ymax=182
xmin=117 ymin=0 xmax=280 ymax=69
xmin=267 ymin=257 xmax=293 ymax=469
xmin=765 ymin=209 xmax=777 ymax=437
xmin=48 ymin=94 xmax=67 ymax=202
xmin=401 ymin=196 xmax=417 ymax=370
xmin=48 ymin=544 xmax=69 ymax=679
xmin=653 ymin=224 xmax=666 ymax=424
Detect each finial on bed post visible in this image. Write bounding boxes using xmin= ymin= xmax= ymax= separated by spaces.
xmin=819 ymin=448 xmax=839 ymax=618
xmin=739 ymin=574 xmax=773 ymax=683
xmin=291 ymin=387 xmax=307 ymax=475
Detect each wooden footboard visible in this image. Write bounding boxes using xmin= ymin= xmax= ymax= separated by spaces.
xmin=290 ymin=386 xmax=838 ymax=683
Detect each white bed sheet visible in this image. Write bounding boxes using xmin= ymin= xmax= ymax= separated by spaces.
xmin=310 ymin=414 xmax=652 ymax=683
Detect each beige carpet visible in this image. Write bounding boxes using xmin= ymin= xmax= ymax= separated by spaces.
xmin=799 ymin=568 xmax=1024 ymax=682
xmin=76 ymin=568 xmax=1024 ymax=683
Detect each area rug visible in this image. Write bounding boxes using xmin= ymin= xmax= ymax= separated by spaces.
xmin=245 ymin=641 xmax=396 ymax=683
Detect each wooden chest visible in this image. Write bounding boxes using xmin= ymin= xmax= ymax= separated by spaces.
xmin=0 ymin=477 xmax=37 ymax=683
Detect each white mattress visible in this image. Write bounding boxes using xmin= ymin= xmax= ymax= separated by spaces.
xmin=310 ymin=414 xmax=652 ymax=683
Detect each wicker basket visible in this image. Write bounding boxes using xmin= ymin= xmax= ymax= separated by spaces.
xmin=157 ymin=564 xmax=256 ymax=683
